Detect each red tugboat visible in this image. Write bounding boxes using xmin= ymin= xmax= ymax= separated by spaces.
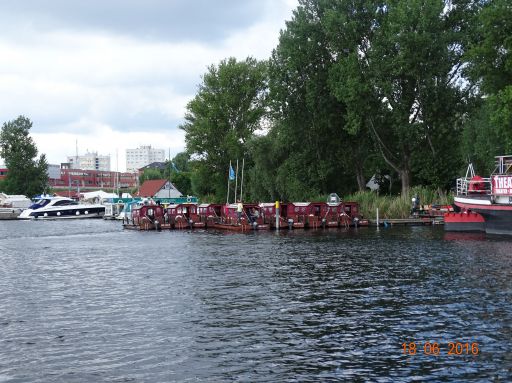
xmin=446 ymin=155 xmax=512 ymax=235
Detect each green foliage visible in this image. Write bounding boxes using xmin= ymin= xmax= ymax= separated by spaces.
xmin=181 ymin=57 xmax=267 ymax=200
xmin=0 ymin=116 xmax=49 ymax=197
xmin=324 ymin=0 xmax=473 ymax=195
xmin=347 ymin=186 xmax=453 ymax=219
xmin=171 ymin=172 xmax=192 ymax=196
xmin=139 ymin=168 xmax=162 ymax=183
xmin=264 ymin=1 xmax=365 ymax=199
xmin=462 ymin=0 xmax=512 ymax=164
xmin=175 ymin=0 xmax=509 ymax=205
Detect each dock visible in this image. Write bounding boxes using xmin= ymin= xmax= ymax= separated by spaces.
xmin=370 ymin=217 xmax=444 ymax=226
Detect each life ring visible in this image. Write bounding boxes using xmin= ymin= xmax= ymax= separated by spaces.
xmin=117 ymin=200 xmax=123 ymax=204
xmin=186 ymin=196 xmax=192 ymax=202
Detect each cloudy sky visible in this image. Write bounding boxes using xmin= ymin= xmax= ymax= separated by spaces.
xmin=0 ymin=0 xmax=297 ymax=171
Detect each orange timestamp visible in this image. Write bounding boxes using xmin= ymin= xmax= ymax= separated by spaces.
xmin=402 ymin=341 xmax=479 ymax=356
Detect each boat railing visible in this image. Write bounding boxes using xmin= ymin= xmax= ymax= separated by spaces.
xmin=456 ymin=177 xmax=492 ymax=196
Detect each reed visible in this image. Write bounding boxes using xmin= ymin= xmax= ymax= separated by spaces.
xmin=345 ymin=187 xmax=453 ymax=219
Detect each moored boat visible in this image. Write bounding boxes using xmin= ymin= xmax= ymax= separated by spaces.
xmin=0 ymin=193 xmax=32 ymax=219
xmin=447 ymin=155 xmax=512 ymax=235
xmin=18 ymin=196 xmax=105 ymax=219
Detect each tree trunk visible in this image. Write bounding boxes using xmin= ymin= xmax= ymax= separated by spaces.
xmin=399 ymin=168 xmax=411 ymax=198
xmin=355 ymin=163 xmax=366 ymax=191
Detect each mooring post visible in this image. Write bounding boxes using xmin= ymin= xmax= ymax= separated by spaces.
xmin=376 ymin=208 xmax=380 ymax=227
xmin=275 ymin=200 xmax=280 ymax=230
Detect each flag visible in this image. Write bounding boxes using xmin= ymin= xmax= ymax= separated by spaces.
xmin=171 ymin=162 xmax=180 ymax=173
xmin=229 ymin=164 xmax=235 ymax=180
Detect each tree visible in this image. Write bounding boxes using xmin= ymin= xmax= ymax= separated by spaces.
xmin=180 ymin=57 xmax=267 ymax=201
xmin=325 ymin=0 xmax=474 ymax=195
xmin=263 ymin=0 xmax=367 ymax=201
xmin=0 ymin=116 xmax=49 ymax=197
xmin=464 ymin=0 xmax=512 ymax=157
xmin=139 ymin=168 xmax=163 ymax=184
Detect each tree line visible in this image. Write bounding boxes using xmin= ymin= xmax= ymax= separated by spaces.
xmin=180 ymin=0 xmax=511 ymax=202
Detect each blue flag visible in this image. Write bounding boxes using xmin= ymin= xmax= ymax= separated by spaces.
xmin=229 ymin=164 xmax=235 ymax=180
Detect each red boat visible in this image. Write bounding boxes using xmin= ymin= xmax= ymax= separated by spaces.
xmin=259 ymin=202 xmax=289 ymax=229
xmin=286 ymin=202 xmax=313 ymax=228
xmin=444 ymin=210 xmax=485 ymax=232
xmin=167 ymin=203 xmax=205 ymax=229
xmin=211 ymin=203 xmax=270 ymax=231
xmin=197 ymin=203 xmax=223 ymax=227
xmin=126 ymin=203 xmax=165 ymax=230
xmin=319 ymin=202 xmax=351 ymax=228
xmin=448 ymin=155 xmax=512 ymax=235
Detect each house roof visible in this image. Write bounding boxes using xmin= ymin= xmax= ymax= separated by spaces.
xmin=139 ymin=162 xmax=167 ymax=171
xmin=137 ymin=179 xmax=168 ymax=197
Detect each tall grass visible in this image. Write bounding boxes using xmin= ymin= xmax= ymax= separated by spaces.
xmin=345 ymin=187 xmax=453 ymax=219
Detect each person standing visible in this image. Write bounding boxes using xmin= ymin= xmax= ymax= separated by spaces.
xmin=237 ymin=200 xmax=243 ymax=224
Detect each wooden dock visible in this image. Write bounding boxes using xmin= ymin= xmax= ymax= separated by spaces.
xmin=369 ymin=217 xmax=444 ymax=226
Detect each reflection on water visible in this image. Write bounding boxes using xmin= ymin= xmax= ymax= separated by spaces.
xmin=0 ymin=220 xmax=511 ymax=382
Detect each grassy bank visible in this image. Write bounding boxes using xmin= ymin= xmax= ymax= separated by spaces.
xmin=345 ymin=187 xmax=453 ymax=220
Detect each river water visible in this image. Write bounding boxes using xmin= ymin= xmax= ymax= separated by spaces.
xmin=0 ymin=220 xmax=511 ymax=382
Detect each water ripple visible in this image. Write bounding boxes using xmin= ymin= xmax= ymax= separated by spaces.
xmin=0 ymin=221 xmax=511 ymax=381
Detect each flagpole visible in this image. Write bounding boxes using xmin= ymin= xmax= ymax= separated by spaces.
xmin=226 ymin=160 xmax=231 ymax=204
xmin=168 ymin=148 xmax=171 ymax=199
xmin=240 ymin=157 xmax=245 ymax=202
xmin=234 ymin=159 xmax=239 ymax=203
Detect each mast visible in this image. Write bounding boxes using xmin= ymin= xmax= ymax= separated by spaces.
xmin=240 ymin=157 xmax=245 ymax=202
xmin=234 ymin=159 xmax=239 ymax=203
xmin=226 ymin=160 xmax=232 ymax=204
xmin=169 ymin=148 xmax=171 ymax=199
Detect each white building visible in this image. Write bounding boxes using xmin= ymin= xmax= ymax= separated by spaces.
xmin=126 ymin=145 xmax=166 ymax=172
xmin=67 ymin=151 xmax=111 ymax=171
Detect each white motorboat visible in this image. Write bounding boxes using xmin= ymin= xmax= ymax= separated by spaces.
xmin=18 ymin=196 xmax=105 ymax=219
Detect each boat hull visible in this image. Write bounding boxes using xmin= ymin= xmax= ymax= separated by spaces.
xmin=444 ymin=211 xmax=485 ymax=232
xmin=454 ymin=198 xmax=512 ymax=235
xmin=18 ymin=206 xmax=105 ymax=219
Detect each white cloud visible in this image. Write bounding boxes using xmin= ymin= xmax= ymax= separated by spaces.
xmin=0 ymin=0 xmax=298 ymax=171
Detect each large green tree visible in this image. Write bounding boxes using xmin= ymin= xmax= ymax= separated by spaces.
xmin=263 ymin=0 xmax=368 ymax=201
xmin=180 ymin=57 xmax=267 ymax=201
xmin=0 ymin=116 xmax=49 ymax=197
xmin=325 ymin=0 xmax=474 ymax=195
xmin=463 ymin=0 xmax=512 ymax=164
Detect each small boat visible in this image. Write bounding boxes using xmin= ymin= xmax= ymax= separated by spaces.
xmin=446 ymin=155 xmax=512 ymax=235
xmin=124 ymin=203 xmax=166 ymax=230
xmin=18 ymin=196 xmax=105 ymax=219
xmin=167 ymin=203 xmax=205 ymax=229
xmin=0 ymin=193 xmax=32 ymax=219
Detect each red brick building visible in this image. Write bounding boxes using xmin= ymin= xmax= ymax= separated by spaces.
xmin=49 ymin=168 xmax=138 ymax=191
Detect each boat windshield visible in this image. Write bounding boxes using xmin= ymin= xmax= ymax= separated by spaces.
xmin=28 ymin=199 xmax=51 ymax=209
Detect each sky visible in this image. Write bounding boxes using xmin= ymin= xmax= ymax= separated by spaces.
xmin=0 ymin=0 xmax=298 ymax=171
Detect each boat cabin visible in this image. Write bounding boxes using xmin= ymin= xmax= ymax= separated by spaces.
xmin=258 ymin=202 xmax=289 ymax=228
xmin=198 ymin=203 xmax=223 ymax=225
xmin=166 ymin=203 xmax=204 ymax=228
xmin=220 ymin=203 xmax=270 ymax=229
xmin=286 ymin=202 xmax=313 ymax=228
xmin=130 ymin=204 xmax=165 ymax=230
xmin=321 ymin=202 xmax=351 ymax=227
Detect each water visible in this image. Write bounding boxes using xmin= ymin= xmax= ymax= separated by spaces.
xmin=0 ymin=220 xmax=511 ymax=382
